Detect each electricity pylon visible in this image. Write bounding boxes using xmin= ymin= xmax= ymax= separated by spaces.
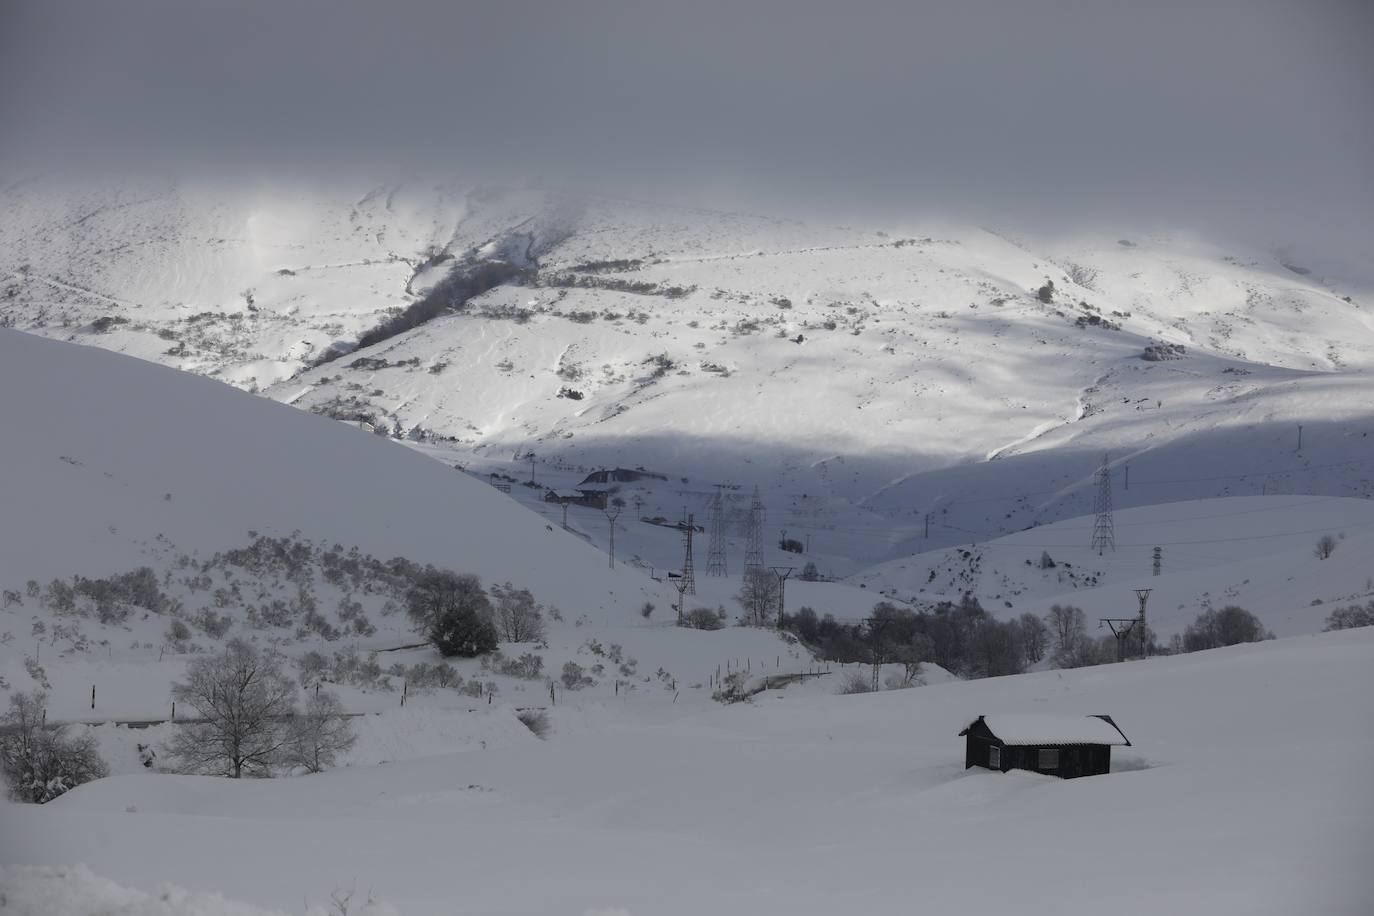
xmin=1090 ymin=453 xmax=1116 ymax=555
xmin=705 ymin=486 xmax=728 ymax=577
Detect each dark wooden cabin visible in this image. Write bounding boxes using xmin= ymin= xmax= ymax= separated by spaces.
xmin=543 ymin=488 xmax=609 ymax=510
xmin=959 ymin=714 xmax=1130 ymax=779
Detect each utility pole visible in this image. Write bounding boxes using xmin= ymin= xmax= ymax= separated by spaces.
xmin=1091 ymin=453 xmax=1116 ymax=555
xmin=865 ymin=616 xmax=894 ymax=692
xmin=706 ymin=485 xmax=728 ymax=577
xmin=1134 ymin=588 xmax=1151 ymax=658
xmin=769 ymin=566 xmax=793 ymax=629
xmin=604 ymin=504 xmax=622 ymax=569
xmin=668 ymin=573 xmax=690 ymax=623
xmin=744 ymin=486 xmax=765 ymax=573
xmin=528 ymin=451 xmax=537 ymax=485
xmin=1098 ymin=616 xmax=1138 ymax=663
xmin=924 ymin=513 xmax=930 ymax=539
xmin=560 ymin=499 xmax=570 ymax=530
xmin=1297 ymin=424 xmax=1303 ymax=452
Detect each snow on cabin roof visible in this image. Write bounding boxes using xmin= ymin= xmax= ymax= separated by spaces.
xmin=963 ymin=714 xmax=1130 ymax=747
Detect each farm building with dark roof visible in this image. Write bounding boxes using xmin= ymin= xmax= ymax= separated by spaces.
xmin=960 ymin=714 xmax=1130 ymax=779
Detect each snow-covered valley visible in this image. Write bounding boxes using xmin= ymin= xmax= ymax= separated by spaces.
xmin=5 ymin=628 xmax=1373 ymax=915
xmin=2 ymin=180 xmax=1372 ymax=915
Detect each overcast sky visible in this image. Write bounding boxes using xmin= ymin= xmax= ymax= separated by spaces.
xmin=2 ymin=1 xmax=1370 ymax=251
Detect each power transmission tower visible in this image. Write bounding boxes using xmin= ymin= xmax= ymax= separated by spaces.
xmin=1152 ymin=546 xmax=1162 ymax=576
xmin=743 ymin=485 xmax=765 ymax=573
xmin=676 ymin=512 xmax=696 ymax=596
xmin=769 ymin=566 xmax=793 ymax=629
xmin=1090 ymin=453 xmax=1116 ymax=555
xmin=865 ymin=615 xmax=894 ymax=692
xmin=604 ymin=504 xmax=622 ymax=569
xmin=705 ymin=486 xmax=729 ymax=577
xmin=1134 ymin=588 xmax=1151 ymax=658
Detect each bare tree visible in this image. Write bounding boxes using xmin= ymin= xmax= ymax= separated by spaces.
xmin=0 ymin=691 xmax=108 ymax=803
xmin=166 ymin=639 xmax=297 ymax=778
xmin=1045 ymin=604 xmax=1091 ymax=668
xmin=735 ymin=567 xmax=779 ymax=627
xmin=491 ymin=582 xmax=546 ymax=643
xmin=1315 ymin=534 xmax=1338 ymax=560
xmin=888 ymin=633 xmax=933 ymax=686
xmin=285 ymin=690 xmax=355 ymax=773
xmin=1018 ymin=612 xmax=1049 ymax=664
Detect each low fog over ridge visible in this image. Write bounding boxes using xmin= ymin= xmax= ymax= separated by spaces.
xmin=2 ymin=1 xmax=1371 ymax=261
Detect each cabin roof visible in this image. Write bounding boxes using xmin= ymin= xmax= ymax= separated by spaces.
xmin=960 ymin=714 xmax=1130 ymax=747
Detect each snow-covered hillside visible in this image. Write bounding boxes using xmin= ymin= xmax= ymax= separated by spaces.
xmin=0 ymin=329 xmax=815 ymax=720
xmin=5 ymin=627 xmax=1372 ymax=915
xmin=5 ymin=178 xmax=1373 ymax=579
xmin=853 ymin=495 xmax=1374 ymax=638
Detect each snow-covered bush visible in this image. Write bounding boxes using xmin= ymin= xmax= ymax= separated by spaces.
xmin=516 ymin=709 xmax=550 ymax=739
xmin=838 ymin=671 xmax=873 ymax=694
xmin=1324 ymin=601 xmax=1374 ymax=631
xmin=560 ymin=661 xmax=593 ymax=690
xmin=485 ymin=651 xmax=544 ymax=680
xmin=679 ymin=607 xmax=725 ymax=630
xmin=406 ymin=570 xmax=498 ymax=658
xmin=1180 ymin=606 xmax=1272 ymax=652
xmin=0 ymin=691 xmax=108 ymax=803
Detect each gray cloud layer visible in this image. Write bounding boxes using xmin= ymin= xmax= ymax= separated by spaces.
xmin=3 ymin=1 xmax=1370 ymax=251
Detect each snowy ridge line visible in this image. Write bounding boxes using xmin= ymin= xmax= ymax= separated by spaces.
xmin=873 ymin=457 xmax=1374 ymax=509
xmin=765 ymin=496 xmax=1346 ymax=539
xmin=934 ymin=516 xmax=1374 ymax=548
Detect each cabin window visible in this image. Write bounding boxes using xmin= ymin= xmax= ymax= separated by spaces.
xmin=988 ymin=745 xmax=1001 ymax=768
xmin=1038 ymin=748 xmax=1059 ymax=769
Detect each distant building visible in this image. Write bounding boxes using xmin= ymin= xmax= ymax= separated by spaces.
xmin=959 ymin=714 xmax=1130 ymax=779
xmin=543 ymin=488 xmax=608 ymax=510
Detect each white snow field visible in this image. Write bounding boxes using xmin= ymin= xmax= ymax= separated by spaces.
xmin=3 ymin=628 xmax=1372 ymax=915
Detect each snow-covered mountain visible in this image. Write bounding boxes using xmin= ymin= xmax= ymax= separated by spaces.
xmin=3 ymin=175 xmax=1372 ymax=596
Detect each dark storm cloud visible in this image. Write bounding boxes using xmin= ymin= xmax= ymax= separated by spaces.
xmin=2 ymin=1 xmax=1370 ymax=250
